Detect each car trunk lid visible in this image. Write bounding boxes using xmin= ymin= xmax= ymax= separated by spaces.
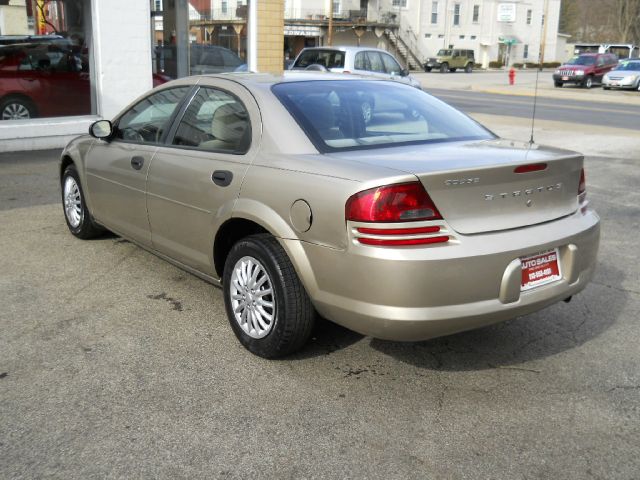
xmin=329 ymin=139 xmax=582 ymax=234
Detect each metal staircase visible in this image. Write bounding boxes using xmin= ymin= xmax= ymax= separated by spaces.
xmin=386 ymin=29 xmax=423 ymax=71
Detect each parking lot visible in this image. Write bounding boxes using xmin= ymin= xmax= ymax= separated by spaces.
xmin=1 ymin=109 xmax=639 ymax=478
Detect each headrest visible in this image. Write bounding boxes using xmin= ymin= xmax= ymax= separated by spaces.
xmin=300 ymin=96 xmax=335 ymax=132
xmin=211 ymin=102 xmax=248 ymax=144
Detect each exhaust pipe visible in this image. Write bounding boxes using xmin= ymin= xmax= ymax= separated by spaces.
xmin=563 ymin=296 xmax=572 ymax=303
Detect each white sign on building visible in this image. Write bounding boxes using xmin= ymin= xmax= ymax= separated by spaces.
xmin=497 ymin=3 xmax=517 ymax=22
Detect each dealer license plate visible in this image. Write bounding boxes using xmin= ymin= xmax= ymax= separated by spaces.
xmin=562 ymin=76 xmax=569 ymax=81
xmin=520 ymin=248 xmax=562 ymax=291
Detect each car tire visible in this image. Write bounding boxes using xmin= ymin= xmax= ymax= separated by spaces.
xmin=0 ymin=96 xmax=37 ymax=121
xmin=603 ymin=86 xmax=610 ymax=90
xmin=424 ymin=66 xmax=432 ymax=72
xmin=223 ymin=234 xmax=315 ymax=358
xmin=440 ymin=63 xmax=449 ymax=73
xmin=583 ymin=76 xmax=594 ymax=89
xmin=450 ymin=68 xmax=457 ymax=73
xmin=465 ymin=64 xmax=473 ymax=73
xmin=61 ymin=164 xmax=104 ymax=239
xmin=554 ymin=81 xmax=563 ymax=88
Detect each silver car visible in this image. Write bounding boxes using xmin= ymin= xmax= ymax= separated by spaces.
xmin=60 ymin=73 xmax=600 ymax=358
xmin=290 ymin=46 xmax=422 ymax=89
xmin=602 ymin=59 xmax=640 ymax=90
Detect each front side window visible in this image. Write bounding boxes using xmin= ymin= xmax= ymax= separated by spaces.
xmin=115 ymin=87 xmax=191 ymax=144
xmin=381 ymin=54 xmax=402 ymax=75
xmin=172 ymin=87 xmax=251 ymax=154
xmin=272 ymin=80 xmax=493 ymax=153
xmin=354 ymin=52 xmax=370 ymax=70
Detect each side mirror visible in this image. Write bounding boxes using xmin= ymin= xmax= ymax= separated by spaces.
xmin=400 ymin=68 xmax=409 ymax=77
xmin=89 ymin=120 xmax=113 ymax=139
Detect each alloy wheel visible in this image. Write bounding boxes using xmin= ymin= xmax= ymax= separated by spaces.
xmin=229 ymin=256 xmax=276 ymax=339
xmin=63 ymin=176 xmax=83 ymax=228
xmin=2 ymin=103 xmax=30 ymax=120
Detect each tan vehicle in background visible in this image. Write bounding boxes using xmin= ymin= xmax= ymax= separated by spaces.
xmin=60 ymin=73 xmax=600 ymax=358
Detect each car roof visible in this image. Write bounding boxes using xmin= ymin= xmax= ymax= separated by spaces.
xmin=298 ymin=46 xmax=391 ymax=55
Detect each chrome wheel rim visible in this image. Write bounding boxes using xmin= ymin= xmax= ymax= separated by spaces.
xmin=229 ymin=256 xmax=275 ymax=339
xmin=63 ymin=176 xmax=83 ymax=228
xmin=2 ymin=103 xmax=30 ymax=120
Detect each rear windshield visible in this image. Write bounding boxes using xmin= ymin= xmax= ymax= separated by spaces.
xmin=567 ymin=56 xmax=596 ymax=66
xmin=272 ymin=80 xmax=493 ymax=153
xmin=292 ymin=49 xmax=345 ymax=69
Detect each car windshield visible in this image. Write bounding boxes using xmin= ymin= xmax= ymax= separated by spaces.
xmin=272 ymin=80 xmax=494 ymax=152
xmin=293 ymin=49 xmax=345 ymax=69
xmin=437 ymin=49 xmax=451 ymax=56
xmin=567 ymin=56 xmax=596 ymax=66
xmin=614 ymin=61 xmax=640 ymax=71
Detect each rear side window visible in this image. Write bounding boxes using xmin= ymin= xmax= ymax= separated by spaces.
xmin=366 ymin=51 xmax=385 ymax=72
xmin=172 ymin=87 xmax=251 ymax=154
xmin=293 ymin=49 xmax=345 ymax=69
xmin=272 ymin=80 xmax=493 ymax=153
xmin=354 ymin=52 xmax=370 ymax=70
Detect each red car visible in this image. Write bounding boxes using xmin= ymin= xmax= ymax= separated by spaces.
xmin=0 ymin=40 xmax=91 ymax=120
xmin=552 ymin=53 xmax=619 ymax=89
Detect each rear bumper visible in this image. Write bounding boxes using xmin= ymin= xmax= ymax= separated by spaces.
xmin=285 ymin=208 xmax=600 ymax=341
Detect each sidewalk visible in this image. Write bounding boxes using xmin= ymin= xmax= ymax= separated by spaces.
xmin=413 ymin=70 xmax=640 ymax=106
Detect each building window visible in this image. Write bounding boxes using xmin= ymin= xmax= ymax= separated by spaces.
xmin=470 ymin=35 xmax=476 ymax=39
xmin=431 ymin=1 xmax=438 ymax=23
xmin=392 ymin=0 xmax=408 ymax=7
xmin=459 ymin=35 xmax=465 ymax=39
xmin=332 ymin=0 xmax=341 ymax=14
xmin=154 ymin=0 xmax=162 ymax=11
xmin=438 ymin=34 xmax=444 ymax=38
xmin=472 ymin=5 xmax=479 ymax=22
xmin=222 ymin=0 xmax=228 ymax=14
xmin=425 ymin=33 xmax=432 ymax=38
xmin=453 ymin=3 xmax=460 ymax=26
xmin=1 ymin=0 xmax=95 ymax=121
xmin=526 ymin=9 xmax=532 ymax=25
xmin=524 ymin=44 xmax=529 ymax=59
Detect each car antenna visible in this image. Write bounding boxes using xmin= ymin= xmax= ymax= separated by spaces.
xmin=530 ymin=14 xmax=547 ymax=146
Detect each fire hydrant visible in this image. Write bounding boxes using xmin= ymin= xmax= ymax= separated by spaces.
xmin=508 ymin=67 xmax=516 ymax=85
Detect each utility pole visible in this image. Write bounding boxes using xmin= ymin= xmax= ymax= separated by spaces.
xmin=327 ymin=0 xmax=334 ymax=46
xmin=540 ymin=0 xmax=549 ymax=65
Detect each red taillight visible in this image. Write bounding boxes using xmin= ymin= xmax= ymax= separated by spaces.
xmin=346 ymin=182 xmax=442 ymax=223
xmin=357 ymin=226 xmax=441 ymax=235
xmin=514 ymin=163 xmax=547 ymax=174
xmin=578 ymin=168 xmax=586 ymax=196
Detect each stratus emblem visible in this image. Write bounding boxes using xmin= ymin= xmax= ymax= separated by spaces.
xmin=444 ymin=177 xmax=479 ymax=186
xmin=484 ymin=183 xmax=562 ymax=201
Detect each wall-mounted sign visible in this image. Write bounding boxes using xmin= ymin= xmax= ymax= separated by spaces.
xmin=284 ymin=25 xmax=322 ymax=37
xmin=497 ymin=3 xmax=517 ymax=22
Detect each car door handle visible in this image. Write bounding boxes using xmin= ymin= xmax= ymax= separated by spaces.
xmin=212 ymin=170 xmax=233 ymax=187
xmin=131 ymin=156 xmax=144 ymax=170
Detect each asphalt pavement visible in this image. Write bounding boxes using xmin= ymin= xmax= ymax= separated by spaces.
xmin=1 ymin=103 xmax=639 ymax=478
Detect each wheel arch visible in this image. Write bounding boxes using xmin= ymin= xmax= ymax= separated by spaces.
xmin=213 ymin=201 xmax=320 ymax=296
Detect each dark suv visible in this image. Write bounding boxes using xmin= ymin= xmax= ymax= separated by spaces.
xmin=552 ymin=53 xmax=618 ymax=88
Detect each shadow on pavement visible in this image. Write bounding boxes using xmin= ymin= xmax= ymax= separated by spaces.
xmin=369 ymin=262 xmax=624 ymax=371
xmin=291 ymin=262 xmax=623 ymax=369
